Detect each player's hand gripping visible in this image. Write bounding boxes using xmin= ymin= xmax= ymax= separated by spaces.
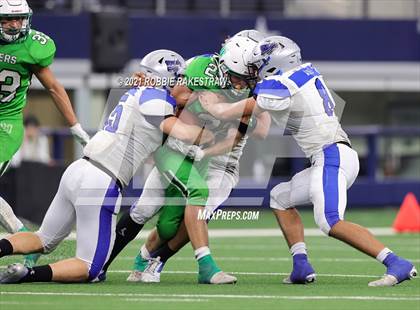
xmin=70 ymin=123 xmax=90 ymax=146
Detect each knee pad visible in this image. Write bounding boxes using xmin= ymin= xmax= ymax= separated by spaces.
xmin=313 ymin=210 xmax=341 ymax=235
xmin=270 ymin=182 xmax=292 ymax=211
xmin=130 ymin=203 xmax=161 ymax=225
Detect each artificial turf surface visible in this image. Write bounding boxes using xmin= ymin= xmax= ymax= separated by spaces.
xmin=1 ymin=209 xmax=419 ymax=310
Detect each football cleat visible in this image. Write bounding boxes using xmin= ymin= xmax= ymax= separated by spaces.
xmin=205 ymin=271 xmax=237 ymax=284
xmin=126 ymin=270 xmax=143 ymax=282
xmin=283 ymin=254 xmax=316 ymax=284
xmin=0 ymin=263 xmax=28 ymax=284
xmin=139 ymin=256 xmax=163 ymax=283
xmin=369 ymin=255 xmax=417 ymax=287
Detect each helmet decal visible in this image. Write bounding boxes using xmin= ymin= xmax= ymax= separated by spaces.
xmin=164 ymin=59 xmax=181 ymax=73
xmin=259 ymin=42 xmax=278 ymax=56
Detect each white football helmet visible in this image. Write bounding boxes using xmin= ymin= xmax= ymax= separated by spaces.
xmin=232 ymin=29 xmax=266 ymax=43
xmin=139 ymin=49 xmax=186 ymax=88
xmin=0 ymin=0 xmax=32 ymax=43
xmin=219 ymin=36 xmax=258 ymax=89
xmin=250 ymin=35 xmax=302 ymax=79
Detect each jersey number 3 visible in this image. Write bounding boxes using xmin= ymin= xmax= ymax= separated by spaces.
xmin=0 ymin=70 xmax=21 ymax=104
xmin=315 ymin=78 xmax=334 ymax=116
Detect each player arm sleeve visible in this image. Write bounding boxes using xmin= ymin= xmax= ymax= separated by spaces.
xmin=256 ymin=95 xmax=291 ymax=111
xmin=139 ymin=99 xmax=175 ymax=127
xmin=30 ymin=33 xmax=57 ymax=68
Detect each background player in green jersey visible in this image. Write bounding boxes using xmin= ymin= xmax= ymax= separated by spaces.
xmin=0 ymin=0 xmax=90 ymax=266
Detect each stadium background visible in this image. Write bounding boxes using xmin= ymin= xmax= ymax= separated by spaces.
xmin=0 ymin=1 xmax=419 ymax=309
xmin=1 ymin=0 xmax=418 ymax=223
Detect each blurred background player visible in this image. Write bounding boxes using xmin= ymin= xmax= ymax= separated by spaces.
xmin=0 ymin=0 xmax=89 ymax=267
xmin=199 ymin=35 xmax=417 ymax=287
xmin=0 ymin=49 xmax=217 ymax=284
xmin=11 ymin=115 xmax=52 ymax=166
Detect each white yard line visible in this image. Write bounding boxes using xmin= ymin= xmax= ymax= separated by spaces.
xmin=111 ymin=256 xmax=420 ymax=263
xmin=1 ymin=291 xmax=419 ymax=301
xmin=104 ymin=270 xmax=411 ymax=279
xmin=0 ymin=227 xmax=401 ymax=240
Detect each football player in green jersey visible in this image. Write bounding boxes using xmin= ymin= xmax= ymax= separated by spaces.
xmin=0 ymin=0 xmax=90 ymax=266
xmin=102 ymin=32 xmax=271 ymax=284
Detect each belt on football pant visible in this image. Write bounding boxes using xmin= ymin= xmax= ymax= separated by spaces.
xmin=82 ymin=156 xmax=123 ymax=190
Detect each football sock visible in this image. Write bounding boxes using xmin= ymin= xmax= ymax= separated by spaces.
xmin=20 ymin=265 xmax=53 ymax=283
xmin=151 ymin=243 xmax=177 ymax=263
xmin=376 ymin=248 xmax=394 ymax=264
xmin=0 ymin=239 xmax=13 ymax=258
xmin=141 ymin=244 xmax=151 ymax=260
xmin=132 ymin=245 xmax=151 ymax=272
xmin=195 ymin=247 xmax=221 ymax=282
xmin=102 ymin=211 xmax=144 ymax=272
xmin=290 ymin=242 xmax=307 ymax=256
xmin=195 ymin=246 xmax=211 ymax=260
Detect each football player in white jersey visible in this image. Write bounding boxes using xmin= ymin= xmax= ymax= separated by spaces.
xmin=0 ymin=50 xmax=215 ymax=284
xmin=124 ymin=34 xmax=271 ymax=283
xmin=100 ymin=33 xmax=271 ymax=284
xmin=199 ymin=36 xmax=417 ymax=287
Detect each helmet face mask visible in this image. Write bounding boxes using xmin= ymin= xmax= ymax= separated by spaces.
xmin=0 ymin=0 xmax=32 ymax=43
xmin=219 ymin=36 xmax=259 ymax=93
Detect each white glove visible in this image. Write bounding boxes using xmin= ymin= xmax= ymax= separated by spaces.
xmin=187 ymin=145 xmax=205 ymax=162
xmin=166 ymin=138 xmax=205 ymax=162
xmin=70 ymin=123 xmax=90 ymax=146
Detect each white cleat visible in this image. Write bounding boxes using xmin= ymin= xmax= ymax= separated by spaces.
xmin=368 ymin=267 xmax=417 ymax=287
xmin=139 ymin=257 xmax=162 ymax=283
xmin=0 ymin=263 xmax=28 ymax=284
xmin=209 ymin=271 xmax=237 ymax=284
xmin=126 ymin=270 xmax=143 ymax=282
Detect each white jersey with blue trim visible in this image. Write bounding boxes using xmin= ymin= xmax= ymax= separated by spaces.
xmin=84 ymin=86 xmax=176 ymax=187
xmin=254 ymin=62 xmax=349 ymax=157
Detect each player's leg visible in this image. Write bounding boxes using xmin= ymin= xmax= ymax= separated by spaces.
xmin=0 ymin=161 xmax=24 ymax=233
xmin=311 ymin=144 xmax=416 ymax=286
xmin=0 ymin=160 xmax=78 ymax=283
xmin=132 ymin=185 xmax=186 ymax=283
xmin=104 ymin=167 xmax=166 ymax=277
xmin=270 ymin=167 xmax=316 ymax=284
xmin=183 ymin=168 xmax=237 ymax=284
xmin=0 ymin=118 xmax=41 ymax=267
xmin=29 ymin=162 xmax=122 ymax=283
xmin=0 ymin=118 xmax=25 ymax=233
xmin=140 ymin=168 xmax=238 ymax=283
xmin=17 ymin=159 xmax=123 ymax=283
xmin=74 ymin=175 xmax=122 ymax=283
xmin=155 ymin=146 xmax=235 ymax=284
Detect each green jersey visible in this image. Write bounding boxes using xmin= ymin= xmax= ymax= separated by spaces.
xmin=0 ymin=29 xmax=56 ymax=117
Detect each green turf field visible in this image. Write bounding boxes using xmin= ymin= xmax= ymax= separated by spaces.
xmin=1 ymin=209 xmax=419 ymax=310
